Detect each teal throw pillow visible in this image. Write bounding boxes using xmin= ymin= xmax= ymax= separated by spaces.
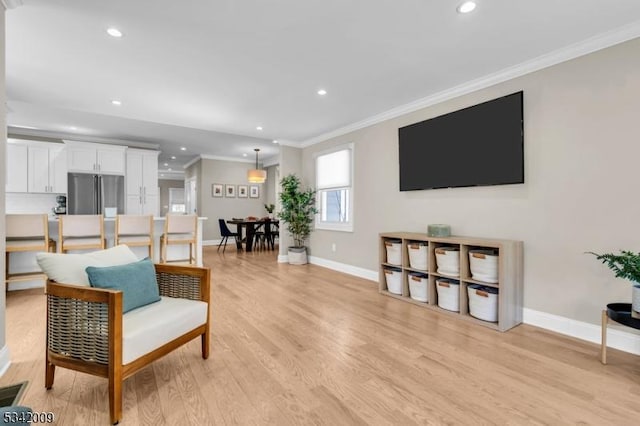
xmin=86 ymin=258 xmax=161 ymax=313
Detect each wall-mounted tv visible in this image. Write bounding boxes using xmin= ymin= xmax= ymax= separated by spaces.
xmin=399 ymin=91 xmax=524 ymax=191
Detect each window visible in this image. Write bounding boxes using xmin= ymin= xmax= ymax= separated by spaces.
xmin=169 ymin=188 xmax=186 ymax=214
xmin=315 ymin=144 xmax=353 ymax=231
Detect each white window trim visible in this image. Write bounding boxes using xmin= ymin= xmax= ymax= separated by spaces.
xmin=315 ymin=143 xmax=354 ymax=232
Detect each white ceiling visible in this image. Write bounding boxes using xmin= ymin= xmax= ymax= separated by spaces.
xmin=6 ymin=0 xmax=640 ymax=169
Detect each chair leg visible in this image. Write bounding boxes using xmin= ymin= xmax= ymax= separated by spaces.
xmin=217 ymin=236 xmax=225 ymax=252
xmin=109 ymin=368 xmax=123 ymax=425
xmin=45 ymin=360 xmax=55 ymax=389
xmin=201 ymin=332 xmax=210 ymax=359
xmin=222 ymin=236 xmax=228 ymax=253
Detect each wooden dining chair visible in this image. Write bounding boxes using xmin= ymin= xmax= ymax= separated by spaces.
xmin=160 ymin=214 xmax=198 ymax=264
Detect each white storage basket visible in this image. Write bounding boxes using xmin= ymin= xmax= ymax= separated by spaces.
xmin=408 ymin=273 xmax=428 ymax=302
xmin=468 ymin=285 xmax=499 ymax=322
xmin=435 ymin=247 xmax=460 ymax=277
xmin=384 ymin=267 xmax=403 ymax=295
xmin=384 ymin=239 xmax=402 ymax=266
xmin=469 ymin=249 xmax=499 ymax=283
xmin=408 ymin=242 xmax=428 ymax=271
xmin=436 ymin=278 xmax=459 ymax=312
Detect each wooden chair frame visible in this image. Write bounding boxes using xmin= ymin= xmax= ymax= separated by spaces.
xmin=5 ymin=214 xmax=56 ymax=286
xmin=115 ymin=215 xmax=154 ymax=259
xmin=160 ymin=215 xmax=198 ymax=265
xmin=58 ymin=214 xmax=106 ymax=253
xmin=45 ymin=264 xmax=211 ymax=424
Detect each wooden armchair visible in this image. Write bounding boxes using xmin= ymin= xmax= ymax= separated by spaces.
xmin=45 ymin=264 xmax=211 ymax=424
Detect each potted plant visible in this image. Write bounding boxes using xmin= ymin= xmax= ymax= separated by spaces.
xmin=278 ymin=174 xmax=317 ymax=265
xmin=589 ymin=250 xmax=640 ymax=313
xmin=264 ymin=203 xmax=275 ymax=219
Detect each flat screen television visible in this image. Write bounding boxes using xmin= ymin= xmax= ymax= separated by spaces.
xmin=398 ymin=91 xmax=524 ymax=191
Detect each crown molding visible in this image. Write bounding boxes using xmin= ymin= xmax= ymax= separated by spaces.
xmin=276 ymin=139 xmax=301 ymax=147
xmin=2 ymin=0 xmax=23 ymax=10
xmin=182 ymin=156 xmax=201 ymax=170
xmin=262 ymin=155 xmax=279 ymax=167
xmin=200 ymin=154 xmax=255 ymax=164
xmin=8 ymin=127 xmax=160 ymax=149
xmin=300 ymin=20 xmax=640 ymax=148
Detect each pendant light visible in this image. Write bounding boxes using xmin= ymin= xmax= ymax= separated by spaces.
xmin=247 ymin=148 xmax=267 ymax=183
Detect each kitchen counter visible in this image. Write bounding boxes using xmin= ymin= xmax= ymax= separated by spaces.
xmin=7 ymin=216 xmax=208 ymax=291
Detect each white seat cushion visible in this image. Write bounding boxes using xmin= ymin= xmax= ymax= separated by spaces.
xmin=161 ymin=233 xmax=195 ymax=242
xmin=122 ymin=296 xmax=207 ymax=364
xmin=6 ymin=239 xmax=47 ymax=250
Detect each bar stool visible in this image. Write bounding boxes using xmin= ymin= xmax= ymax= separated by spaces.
xmin=115 ymin=215 xmax=154 ymax=260
xmin=160 ymin=214 xmax=197 ymax=265
xmin=58 ymin=214 xmax=105 ymax=253
xmin=5 ymin=214 xmax=56 ymax=288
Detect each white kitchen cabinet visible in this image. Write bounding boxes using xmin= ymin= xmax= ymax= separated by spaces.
xmin=126 ymin=149 xmax=160 ymax=215
xmin=6 ymin=142 xmax=28 ymax=192
xmin=7 ymin=140 xmax=67 ymax=194
xmin=65 ymin=141 xmax=126 ymax=175
xmin=28 ymin=144 xmax=68 ymax=193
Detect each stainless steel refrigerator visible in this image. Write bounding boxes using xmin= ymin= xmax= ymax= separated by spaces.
xmin=67 ymin=173 xmax=125 ymax=215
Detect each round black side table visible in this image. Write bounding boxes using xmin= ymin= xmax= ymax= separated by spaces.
xmin=601 ymin=303 xmax=640 ymax=364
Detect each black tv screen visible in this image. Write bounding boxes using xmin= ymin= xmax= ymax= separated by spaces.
xmin=399 ymin=91 xmax=524 ymax=191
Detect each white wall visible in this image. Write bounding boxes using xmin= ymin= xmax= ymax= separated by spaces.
xmin=302 ymin=37 xmax=640 ymax=326
xmin=0 ymin=6 xmax=9 ymax=374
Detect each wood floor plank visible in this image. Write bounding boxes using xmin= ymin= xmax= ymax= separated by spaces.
xmin=2 ymin=245 xmax=640 ymax=425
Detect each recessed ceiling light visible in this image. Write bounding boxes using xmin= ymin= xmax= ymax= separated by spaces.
xmin=69 ymin=126 xmax=77 ymax=130
xmin=256 ymin=126 xmax=263 ymax=131
xmin=168 ymin=168 xmax=172 ymax=171
xmin=180 ymin=147 xmax=186 ymax=151
xmin=317 ymin=89 xmax=327 ymax=96
xmin=161 ymin=174 xmax=165 ymax=177
xmin=107 ymin=28 xmax=123 ymax=38
xmin=111 ymin=100 xmax=122 ymax=106
xmin=163 ymin=163 xmax=168 ymax=166
xmin=272 ymin=140 xmax=278 ymax=144
xmin=243 ymin=153 xmax=248 ymax=157
xmin=171 ymin=156 xmax=176 ymax=160
xmin=457 ymin=1 xmax=476 ymax=13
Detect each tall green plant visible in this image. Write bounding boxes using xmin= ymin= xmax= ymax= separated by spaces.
xmin=588 ymin=250 xmax=640 ymax=283
xmin=278 ymin=174 xmax=318 ymax=248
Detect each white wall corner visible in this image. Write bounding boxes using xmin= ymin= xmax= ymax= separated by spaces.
xmin=0 ymin=345 xmax=11 ymax=377
xmin=277 ymin=254 xmax=289 ymax=263
xmin=308 ymin=256 xmax=378 ymax=282
xmin=523 ymin=308 xmax=640 ymax=356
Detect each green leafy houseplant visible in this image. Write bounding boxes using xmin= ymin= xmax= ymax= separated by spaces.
xmin=278 ymin=174 xmax=318 ymax=248
xmin=588 ymin=250 xmax=640 ymax=283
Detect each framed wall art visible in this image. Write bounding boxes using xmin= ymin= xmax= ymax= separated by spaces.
xmin=225 ymin=184 xmax=236 ymax=198
xmin=249 ymin=185 xmax=260 ymax=198
xmin=238 ymin=185 xmax=248 ymax=198
xmin=212 ymin=183 xmax=223 ymax=197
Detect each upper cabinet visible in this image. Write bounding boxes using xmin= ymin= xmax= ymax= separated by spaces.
xmin=6 ymin=139 xmax=67 ymax=194
xmin=125 ymin=149 xmax=160 ymax=216
xmin=65 ymin=141 xmax=126 ymax=175
xmin=6 ymin=142 xmax=28 ymax=193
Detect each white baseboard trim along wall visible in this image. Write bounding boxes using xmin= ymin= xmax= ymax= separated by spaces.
xmin=307 ymin=255 xmax=640 ymax=356
xmin=0 ymin=345 xmax=11 ymax=377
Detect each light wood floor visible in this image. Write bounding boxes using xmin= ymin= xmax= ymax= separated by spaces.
xmin=2 ymin=246 xmax=640 ymax=425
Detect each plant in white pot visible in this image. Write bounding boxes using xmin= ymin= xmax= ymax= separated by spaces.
xmin=278 ymin=174 xmax=317 ymax=265
xmin=589 ymin=250 xmax=640 ymax=313
xmin=264 ymin=203 xmax=275 ymax=219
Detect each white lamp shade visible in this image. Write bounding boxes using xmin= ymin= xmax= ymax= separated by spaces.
xmin=248 ymin=169 xmax=267 ymax=183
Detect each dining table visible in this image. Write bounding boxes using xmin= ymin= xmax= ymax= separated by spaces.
xmin=226 ymin=218 xmax=279 ymax=252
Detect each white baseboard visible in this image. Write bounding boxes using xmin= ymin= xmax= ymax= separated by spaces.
xmin=202 ymin=239 xmax=222 ymax=246
xmin=523 ymin=308 xmax=640 ymax=356
xmin=0 ymin=345 xmax=11 ymax=377
xmin=277 ymin=254 xmax=288 ymax=263
xmin=308 ymin=256 xmax=378 ymax=282
xmin=306 ymin=256 xmax=640 ymax=356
